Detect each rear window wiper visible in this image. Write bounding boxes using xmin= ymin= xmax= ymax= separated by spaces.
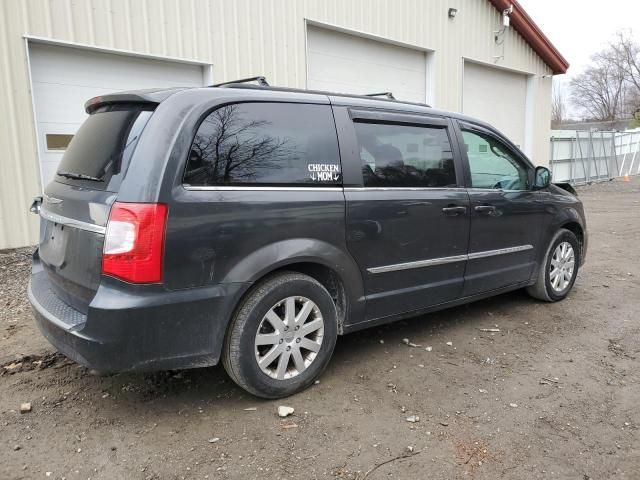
xmin=56 ymin=171 xmax=104 ymax=182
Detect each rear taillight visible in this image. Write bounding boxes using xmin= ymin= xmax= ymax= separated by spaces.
xmin=102 ymin=202 xmax=168 ymax=283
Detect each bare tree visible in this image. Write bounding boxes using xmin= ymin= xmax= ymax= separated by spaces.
xmin=551 ymin=80 xmax=567 ymax=128
xmin=569 ymin=31 xmax=640 ymax=127
xmin=611 ymin=31 xmax=640 ymax=95
xmin=570 ymin=50 xmax=627 ymax=125
xmin=606 ymin=31 xmax=640 ymax=123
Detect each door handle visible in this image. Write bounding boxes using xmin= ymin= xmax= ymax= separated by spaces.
xmin=474 ymin=205 xmax=497 ymax=215
xmin=442 ymin=206 xmax=467 ymax=216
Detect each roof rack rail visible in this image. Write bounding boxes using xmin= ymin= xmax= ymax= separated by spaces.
xmin=205 ymin=82 xmax=433 ymax=108
xmin=211 ymin=76 xmax=269 ymax=87
xmin=365 ymin=92 xmax=396 ymax=100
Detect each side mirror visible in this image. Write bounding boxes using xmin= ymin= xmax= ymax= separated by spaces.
xmin=533 ymin=166 xmax=551 ymax=190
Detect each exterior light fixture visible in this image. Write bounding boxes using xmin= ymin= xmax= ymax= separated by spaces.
xmin=502 ymin=5 xmax=513 ymax=27
xmin=448 ymin=8 xmax=458 ymax=18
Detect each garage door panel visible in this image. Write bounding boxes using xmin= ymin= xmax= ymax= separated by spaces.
xmin=463 ymin=62 xmax=527 ymax=148
xmin=30 ymin=44 xmax=204 ymax=90
xmin=306 ymin=74 xmax=425 ymax=103
xmin=308 ymin=53 xmax=425 ymax=82
xmin=307 ymin=52 xmax=425 ymax=99
xmin=308 ymin=27 xmax=426 ymax=71
xmin=33 ymin=83 xmax=116 ymax=124
xmin=39 ymin=162 xmax=61 ymax=187
xmin=307 ymin=26 xmax=427 ymax=103
xmin=29 ymin=43 xmax=206 ymax=187
xmin=38 ymin=123 xmax=83 ymax=152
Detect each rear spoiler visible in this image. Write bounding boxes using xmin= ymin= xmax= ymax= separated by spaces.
xmin=84 ymin=88 xmax=186 ymax=114
xmin=553 ymin=182 xmax=577 ymax=196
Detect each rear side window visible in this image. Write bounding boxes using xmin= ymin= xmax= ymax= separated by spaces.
xmin=354 ymin=122 xmax=457 ymax=188
xmin=184 ymin=103 xmax=341 ymax=186
xmin=55 ymin=104 xmax=153 ymax=192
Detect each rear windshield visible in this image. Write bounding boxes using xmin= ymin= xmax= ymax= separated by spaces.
xmin=55 ymin=104 xmax=154 ymax=192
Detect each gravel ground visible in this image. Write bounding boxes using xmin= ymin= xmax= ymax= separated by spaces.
xmin=1 ymin=177 xmax=639 ymax=480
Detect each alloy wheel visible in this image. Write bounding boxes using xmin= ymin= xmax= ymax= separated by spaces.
xmin=254 ymin=296 xmax=325 ymax=380
xmin=549 ymin=241 xmax=575 ymax=292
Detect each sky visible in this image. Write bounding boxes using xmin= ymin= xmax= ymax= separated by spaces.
xmin=518 ymin=0 xmax=640 ymax=83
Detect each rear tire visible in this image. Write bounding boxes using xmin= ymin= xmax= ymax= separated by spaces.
xmin=527 ymin=228 xmax=580 ymax=302
xmin=222 ymin=272 xmax=338 ymax=399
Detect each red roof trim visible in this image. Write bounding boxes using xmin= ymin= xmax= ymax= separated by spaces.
xmin=489 ymin=0 xmax=569 ymax=74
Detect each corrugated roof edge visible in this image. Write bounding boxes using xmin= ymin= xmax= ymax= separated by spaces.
xmin=489 ymin=0 xmax=569 ymax=74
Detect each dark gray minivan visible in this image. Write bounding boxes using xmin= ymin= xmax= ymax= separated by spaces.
xmin=29 ymin=79 xmax=587 ymax=398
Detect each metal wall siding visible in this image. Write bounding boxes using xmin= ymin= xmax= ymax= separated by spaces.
xmin=0 ymin=0 xmax=553 ymax=248
xmin=1 ymin=1 xmax=38 ymax=249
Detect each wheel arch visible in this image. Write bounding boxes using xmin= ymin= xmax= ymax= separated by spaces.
xmin=221 ymin=239 xmax=366 ymax=333
xmin=253 ymin=262 xmax=349 ymax=333
xmin=532 ymin=206 xmax=586 ymax=284
xmin=559 ymin=220 xmax=585 ymax=258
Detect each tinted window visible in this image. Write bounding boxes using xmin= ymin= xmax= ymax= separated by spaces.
xmin=461 ymin=129 xmax=528 ymax=190
xmin=55 ymin=105 xmax=153 ymax=192
xmin=184 ymin=103 xmax=341 ymax=186
xmin=46 ymin=134 xmax=74 ymax=151
xmin=354 ymin=122 xmax=456 ymax=188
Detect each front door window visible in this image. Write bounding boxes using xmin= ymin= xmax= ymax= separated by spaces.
xmin=461 ymin=129 xmax=528 ymax=190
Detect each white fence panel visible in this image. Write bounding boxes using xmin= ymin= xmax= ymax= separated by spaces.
xmin=550 ymin=129 xmax=640 ymax=185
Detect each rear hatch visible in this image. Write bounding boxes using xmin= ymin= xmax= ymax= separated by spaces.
xmin=38 ymin=103 xmax=155 ymax=313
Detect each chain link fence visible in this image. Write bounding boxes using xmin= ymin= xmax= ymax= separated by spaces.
xmin=549 ymin=129 xmax=640 ymax=185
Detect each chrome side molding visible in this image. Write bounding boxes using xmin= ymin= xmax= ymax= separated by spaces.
xmin=367 ymin=254 xmax=468 ymax=274
xmin=367 ymin=245 xmax=534 ymax=274
xmin=467 ymin=245 xmax=534 ymax=260
xmin=184 ymin=185 xmax=343 ymax=192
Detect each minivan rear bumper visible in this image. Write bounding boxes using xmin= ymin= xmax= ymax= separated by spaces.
xmin=29 ymin=262 xmax=248 ymax=372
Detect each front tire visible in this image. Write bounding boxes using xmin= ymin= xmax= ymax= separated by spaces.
xmin=222 ymin=272 xmax=338 ymax=399
xmin=527 ymin=228 xmax=580 ymax=302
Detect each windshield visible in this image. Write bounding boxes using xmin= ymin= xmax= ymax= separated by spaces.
xmin=55 ymin=104 xmax=154 ymax=192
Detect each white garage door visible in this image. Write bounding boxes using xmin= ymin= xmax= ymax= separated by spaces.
xmin=463 ymin=61 xmax=528 ymax=149
xmin=29 ymin=43 xmax=207 ymax=187
xmin=306 ymin=26 xmax=427 ymax=103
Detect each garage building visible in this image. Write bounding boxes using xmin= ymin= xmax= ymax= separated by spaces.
xmin=0 ymin=0 xmax=568 ymax=249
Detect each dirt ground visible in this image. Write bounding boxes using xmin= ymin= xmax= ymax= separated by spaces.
xmin=1 ymin=177 xmax=639 ymax=480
